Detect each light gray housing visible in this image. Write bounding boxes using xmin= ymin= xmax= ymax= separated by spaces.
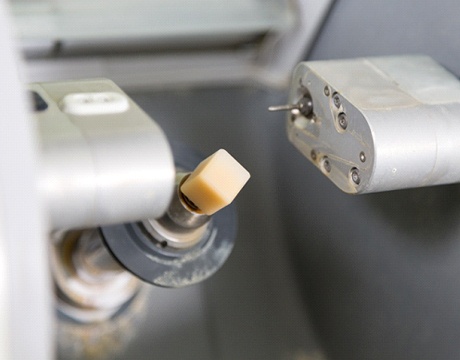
xmin=287 ymin=55 xmax=460 ymax=194
xmin=33 ymin=79 xmax=175 ymax=230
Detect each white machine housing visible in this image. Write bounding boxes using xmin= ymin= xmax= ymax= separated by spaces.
xmin=11 ymin=0 xmax=333 ymax=89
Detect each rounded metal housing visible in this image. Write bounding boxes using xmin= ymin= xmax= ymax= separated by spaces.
xmin=33 ymin=79 xmax=175 ymax=230
xmin=287 ymin=56 xmax=460 ymax=194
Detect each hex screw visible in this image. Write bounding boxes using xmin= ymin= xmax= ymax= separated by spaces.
xmin=298 ymin=97 xmax=314 ymax=117
xmin=322 ymin=157 xmax=331 ymax=173
xmin=332 ymin=93 xmax=341 ymax=108
xmin=359 ymin=152 xmax=366 ymax=163
xmin=324 ymin=86 xmax=330 ymax=96
xmin=351 ymin=168 xmax=361 ymax=185
xmin=338 ymin=113 xmax=348 ymax=130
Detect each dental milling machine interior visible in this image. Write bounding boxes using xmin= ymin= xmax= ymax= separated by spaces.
xmin=32 ymin=78 xmax=250 ymax=322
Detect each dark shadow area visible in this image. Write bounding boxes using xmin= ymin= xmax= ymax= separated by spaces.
xmin=367 ymin=184 xmax=460 ymax=245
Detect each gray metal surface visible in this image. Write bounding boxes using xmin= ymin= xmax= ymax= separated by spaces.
xmin=142 ymin=173 xmax=210 ymax=250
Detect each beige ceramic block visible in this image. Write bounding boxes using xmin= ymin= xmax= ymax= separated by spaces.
xmin=180 ymin=149 xmax=250 ymax=215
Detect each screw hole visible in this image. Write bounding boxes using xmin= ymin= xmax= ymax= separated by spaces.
xmin=311 ymin=150 xmax=317 ymax=161
xmin=322 ymin=157 xmax=331 ymax=173
xmin=332 ymin=92 xmax=341 ymax=109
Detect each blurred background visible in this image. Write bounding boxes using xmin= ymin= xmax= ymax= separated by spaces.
xmin=8 ymin=0 xmax=460 ymax=359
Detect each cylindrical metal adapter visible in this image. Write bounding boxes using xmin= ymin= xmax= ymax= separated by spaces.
xmin=32 ymin=79 xmax=175 ymax=230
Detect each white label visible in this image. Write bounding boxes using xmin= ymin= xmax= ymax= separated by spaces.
xmin=60 ymin=92 xmax=129 ymax=116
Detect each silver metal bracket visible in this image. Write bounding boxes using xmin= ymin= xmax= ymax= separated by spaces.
xmin=281 ymin=55 xmax=460 ymax=194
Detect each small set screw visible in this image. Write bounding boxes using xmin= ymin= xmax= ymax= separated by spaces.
xmin=359 ymin=152 xmax=366 ymax=163
xmin=332 ymin=93 xmax=341 ymax=108
xmin=322 ymin=157 xmax=331 ymax=173
xmin=324 ymin=86 xmax=330 ymax=96
xmin=338 ymin=113 xmax=348 ymax=130
xmin=350 ymin=168 xmax=360 ymax=185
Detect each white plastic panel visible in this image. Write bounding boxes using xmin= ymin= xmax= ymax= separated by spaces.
xmin=0 ymin=2 xmax=53 ymax=359
xmin=11 ymin=0 xmax=292 ymax=42
xmin=10 ymin=0 xmax=334 ymax=89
